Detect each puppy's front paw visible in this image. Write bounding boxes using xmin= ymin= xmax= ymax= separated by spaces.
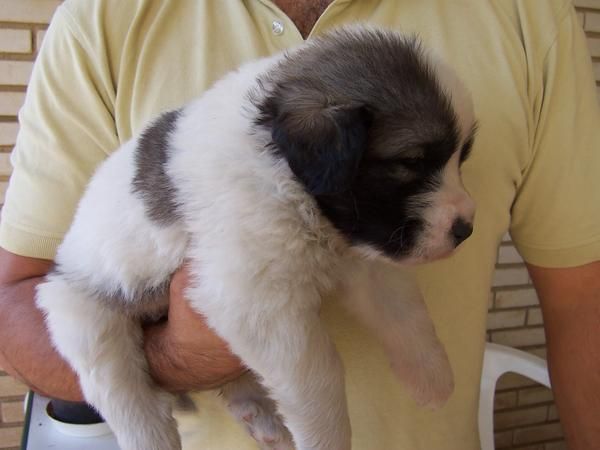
xmin=390 ymin=346 xmax=454 ymax=409
xmin=228 ymin=398 xmax=295 ymax=450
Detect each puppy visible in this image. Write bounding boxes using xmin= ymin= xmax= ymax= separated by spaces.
xmin=36 ymin=26 xmax=476 ymax=450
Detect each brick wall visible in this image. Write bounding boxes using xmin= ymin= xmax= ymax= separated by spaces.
xmin=488 ymin=237 xmax=567 ymax=450
xmin=0 ymin=1 xmax=598 ymax=449
xmin=1 ymin=1 xmax=61 ymax=448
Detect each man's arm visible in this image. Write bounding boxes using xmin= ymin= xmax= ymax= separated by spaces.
xmin=0 ymin=248 xmax=244 ymax=401
xmin=527 ymin=260 xmax=600 ymax=450
xmin=0 ymin=249 xmax=82 ymax=400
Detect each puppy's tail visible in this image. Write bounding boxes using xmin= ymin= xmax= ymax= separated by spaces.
xmin=36 ymin=274 xmax=181 ymax=450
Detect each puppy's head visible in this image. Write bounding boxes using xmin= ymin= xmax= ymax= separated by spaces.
xmin=255 ymin=26 xmax=476 ymax=264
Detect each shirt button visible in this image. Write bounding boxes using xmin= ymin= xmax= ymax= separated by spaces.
xmin=272 ymin=20 xmax=284 ymax=35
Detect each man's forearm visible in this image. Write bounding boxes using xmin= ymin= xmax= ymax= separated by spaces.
xmin=529 ymin=262 xmax=600 ymax=450
xmin=0 ymin=276 xmax=84 ymax=401
xmin=0 ymin=248 xmax=244 ymax=402
xmin=144 ymin=322 xmax=245 ymax=392
xmin=543 ymin=300 xmax=600 ymax=449
xmin=0 ymin=279 xmax=242 ymax=400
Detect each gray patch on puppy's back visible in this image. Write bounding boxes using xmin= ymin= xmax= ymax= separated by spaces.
xmin=132 ymin=109 xmax=183 ymax=226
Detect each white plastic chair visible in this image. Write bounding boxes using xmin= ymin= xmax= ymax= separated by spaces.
xmin=479 ymin=342 xmax=551 ymax=450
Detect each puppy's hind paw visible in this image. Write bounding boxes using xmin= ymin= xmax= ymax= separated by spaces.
xmin=229 ymin=400 xmax=295 ymax=450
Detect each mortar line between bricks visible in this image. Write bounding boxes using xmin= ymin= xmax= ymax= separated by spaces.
xmin=495 ymin=397 xmax=554 ymax=409
xmin=494 ymin=262 xmax=528 ymax=268
xmin=0 ymin=84 xmax=31 ymax=89
xmin=0 ymin=422 xmax=25 ymax=429
xmin=0 ymin=53 xmax=36 ymax=61
xmin=517 ymin=343 xmax=547 ymax=350
xmin=0 ymin=398 xmax=27 ymax=406
xmin=493 ymin=285 xmax=535 ymax=291
xmin=28 ymin=28 xmax=34 ymax=55
xmin=0 ymin=86 xmax=27 ymax=93
xmin=488 ymin=305 xmax=539 ymax=312
xmin=494 ymin=401 xmax=555 ymax=412
xmin=496 ymin=420 xmax=550 ymax=433
xmin=496 ymin=420 xmax=551 ymax=431
xmin=510 ymin=435 xmax=565 ymax=448
xmin=0 ymin=421 xmax=25 ymax=428
xmin=488 ymin=324 xmax=545 ymax=331
xmin=495 ymin=376 xmax=552 ymax=393
xmin=495 ymin=387 xmax=547 ymax=395
xmin=538 ymin=437 xmax=566 ymax=444
xmin=487 ymin=327 xmax=542 ymax=337
xmin=492 ymin=284 xmax=535 ymax=292
xmin=0 ymin=23 xmax=50 ymax=30
xmin=0 ymin=396 xmax=26 ymax=403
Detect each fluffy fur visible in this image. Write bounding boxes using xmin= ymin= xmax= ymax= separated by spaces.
xmin=36 ymin=27 xmax=476 ymax=450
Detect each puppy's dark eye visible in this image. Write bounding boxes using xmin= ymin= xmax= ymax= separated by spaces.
xmin=401 ymin=157 xmax=425 ymax=172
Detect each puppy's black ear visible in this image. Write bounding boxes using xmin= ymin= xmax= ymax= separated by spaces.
xmin=270 ymin=97 xmax=371 ymax=195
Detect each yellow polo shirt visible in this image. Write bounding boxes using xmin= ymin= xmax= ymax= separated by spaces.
xmin=2 ymin=1 xmax=599 ymax=449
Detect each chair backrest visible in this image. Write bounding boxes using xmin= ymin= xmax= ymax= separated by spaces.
xmin=479 ymin=342 xmax=551 ymax=450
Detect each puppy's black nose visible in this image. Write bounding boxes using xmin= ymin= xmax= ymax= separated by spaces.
xmin=451 ymin=219 xmax=473 ymax=246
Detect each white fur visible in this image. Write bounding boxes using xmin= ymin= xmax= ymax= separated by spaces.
xmin=35 ymin=36 xmax=468 ymax=450
xmin=426 ymin=49 xmax=476 ymax=143
xmin=413 ymin=151 xmax=476 ymax=261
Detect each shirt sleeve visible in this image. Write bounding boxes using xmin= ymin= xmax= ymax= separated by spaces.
xmin=0 ymin=5 xmax=119 ymax=259
xmin=509 ymin=6 xmax=600 ymax=268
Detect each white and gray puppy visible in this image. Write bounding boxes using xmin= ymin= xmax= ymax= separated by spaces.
xmin=36 ymin=27 xmax=476 ymax=450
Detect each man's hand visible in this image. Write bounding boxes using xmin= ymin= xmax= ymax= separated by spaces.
xmin=527 ymin=260 xmax=600 ymax=450
xmin=144 ymin=264 xmax=246 ymax=391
